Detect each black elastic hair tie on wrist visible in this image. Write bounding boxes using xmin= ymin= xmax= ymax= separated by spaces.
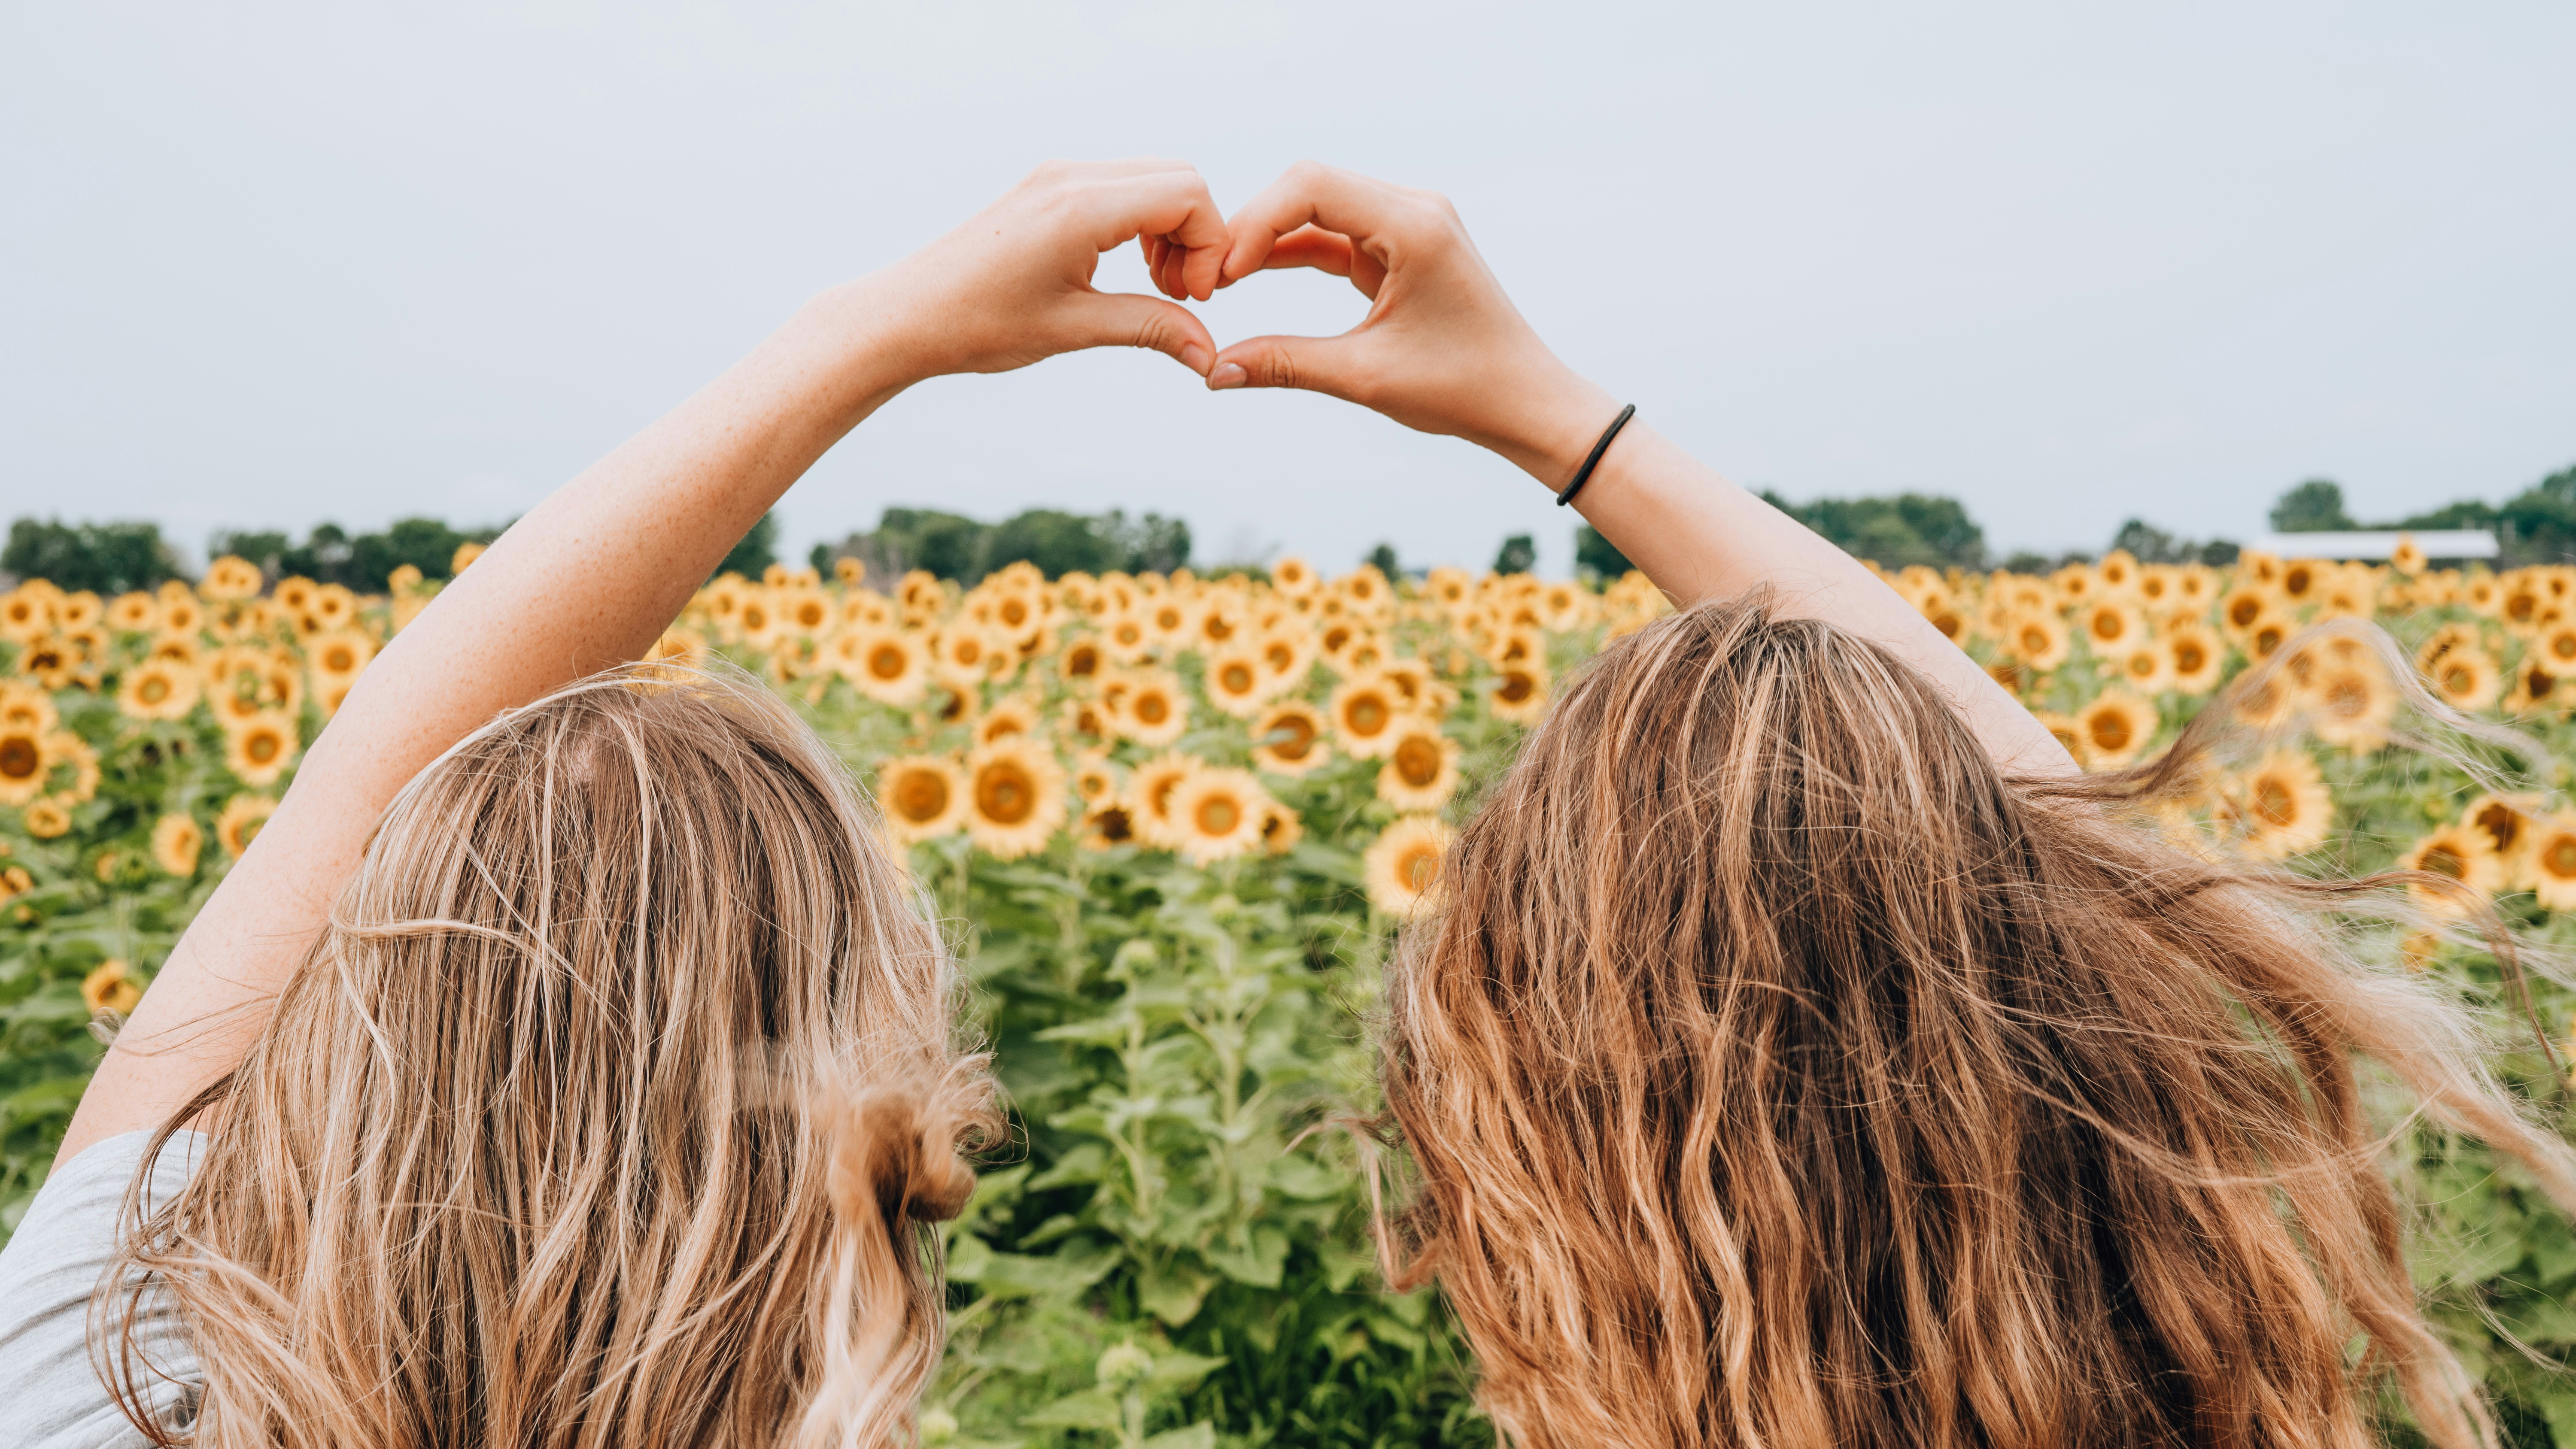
xmin=1555 ymin=403 xmax=1636 ymax=507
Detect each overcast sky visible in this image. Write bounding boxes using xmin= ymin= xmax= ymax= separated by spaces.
xmin=5 ymin=3 xmax=2571 ymax=576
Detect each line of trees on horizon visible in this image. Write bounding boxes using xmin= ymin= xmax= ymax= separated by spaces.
xmin=7 ymin=461 xmax=2571 ymax=596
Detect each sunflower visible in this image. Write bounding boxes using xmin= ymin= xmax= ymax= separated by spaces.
xmin=1061 ymin=698 xmax=1114 ymax=750
xmin=1985 ymin=658 xmax=2030 ymax=698
xmin=964 ymin=738 xmax=1066 ymax=860
xmin=1168 ymin=767 xmax=1270 ymax=866
xmin=2275 ymin=558 xmax=2326 ymax=607
xmin=308 ymin=585 xmax=358 ymax=633
xmin=16 ymin=635 xmax=79 ymax=690
xmin=1100 ymin=609 xmax=1154 ymax=664
xmin=1330 ymin=674 xmax=1407 ymax=757
xmin=225 ymin=712 xmax=301 ymax=786
xmin=2526 ymin=816 xmax=2576 ymax=911
xmin=1272 ymin=556 xmax=1318 ymax=595
xmin=2224 ymin=751 xmax=2332 ymax=859
xmin=1254 ymin=629 xmax=1315 ymax=694
xmin=1377 ymin=720 xmax=1461 ymax=812
xmin=201 ymin=555 xmax=264 ymax=600
xmin=1250 ymin=701 xmax=1331 ymax=777
xmin=2305 ymin=661 xmax=2395 ymax=752
xmin=56 ymin=592 xmax=103 ymax=632
xmin=1071 ymin=755 xmax=1121 ymax=808
xmin=0 ymin=682 xmax=59 ymax=735
xmin=83 ymin=959 xmax=141 ymax=1016
xmin=1490 ymin=661 xmax=1551 ymax=726
xmin=2539 ymin=623 xmax=2576 ymax=674
xmin=2462 ymin=794 xmax=2537 ymax=885
xmin=0 ymin=725 xmax=49 ymax=805
xmin=1079 ymin=802 xmax=1140 ymax=851
xmin=451 ymin=541 xmax=486 ymax=574
xmin=1203 ymin=647 xmax=1270 ymax=718
xmin=2081 ymin=603 xmax=2144 ymax=653
xmin=152 ymin=813 xmax=203 ymax=877
xmin=1124 ymin=752 xmax=1202 ymax=849
xmin=1115 ymin=669 xmax=1191 ymax=747
xmin=2401 ymin=825 xmax=2503 ymax=914
xmin=24 ymin=798 xmax=71 ymax=839
xmin=2074 ymin=691 xmax=2156 ymax=769
xmin=2051 ymin=564 xmax=2098 ymax=608
xmin=2245 ymin=619 xmax=2291 ymax=664
xmin=111 ymin=659 xmax=198 ymax=721
xmin=2461 ymin=574 xmax=2503 ymax=615
xmin=976 ymin=697 xmax=1041 ymax=747
xmin=1259 ymin=799 xmax=1305 ymax=855
xmin=216 ymin=794 xmax=278 ymax=858
xmin=1059 ymin=636 xmax=1106 ymax=683
xmin=2218 ymin=587 xmax=2271 ymax=638
xmin=307 ymin=629 xmax=376 ymax=682
xmin=107 ymin=592 xmax=159 ymax=632
xmin=878 ymin=755 xmax=969 ymax=843
xmin=1193 ymin=600 xmax=1246 ymax=653
xmin=2426 ymin=646 xmax=2500 ymax=712
xmin=1364 ymin=815 xmax=1455 ymax=917
xmin=2163 ymin=627 xmax=2224 ymax=695
xmin=837 ymin=627 xmax=927 ymax=706
xmin=2108 ymin=643 xmax=2170 ymax=694
xmin=2004 ymin=611 xmax=2071 ymax=672
xmin=1142 ymin=595 xmax=1197 ymax=650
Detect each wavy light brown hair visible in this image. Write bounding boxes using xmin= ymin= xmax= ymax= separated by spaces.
xmin=100 ymin=666 xmax=993 ymax=1449
xmin=1382 ymin=595 xmax=2576 ymax=1449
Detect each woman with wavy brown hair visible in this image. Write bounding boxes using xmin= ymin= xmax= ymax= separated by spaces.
xmin=0 ymin=159 xmax=1241 ymax=1449
xmin=1200 ymin=164 xmax=2576 ymax=1447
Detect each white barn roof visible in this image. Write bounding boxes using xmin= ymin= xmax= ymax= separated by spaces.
xmin=2246 ymin=530 xmax=2498 ymax=561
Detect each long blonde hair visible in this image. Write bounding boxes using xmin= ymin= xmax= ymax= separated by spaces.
xmin=1382 ymin=595 xmax=2576 ymax=1449
xmin=100 ymin=665 xmax=994 ymax=1449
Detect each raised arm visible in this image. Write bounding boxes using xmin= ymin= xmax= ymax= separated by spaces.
xmin=57 ymin=159 xmax=1233 ymax=1168
xmin=1197 ymin=162 xmax=2072 ymax=776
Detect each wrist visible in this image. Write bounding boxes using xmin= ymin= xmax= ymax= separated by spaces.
xmin=790 ymin=276 xmax=938 ymax=416
xmin=1477 ymin=367 xmax=1623 ymax=493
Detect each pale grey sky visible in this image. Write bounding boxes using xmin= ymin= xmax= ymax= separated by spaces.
xmin=4 ymin=2 xmax=2571 ymax=576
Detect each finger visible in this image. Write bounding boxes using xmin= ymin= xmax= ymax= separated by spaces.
xmin=1217 ymin=226 xmax=1388 ymax=303
xmin=1064 ymin=291 xmax=1219 ymax=376
xmin=1139 ymin=234 xmax=1178 ymax=299
xmin=1220 ymin=161 xmax=1413 ymax=284
xmin=1205 ymin=331 xmax=1373 ymax=402
xmin=1261 ymin=227 xmax=1354 ymax=278
xmin=1086 ymin=172 xmax=1230 ymax=301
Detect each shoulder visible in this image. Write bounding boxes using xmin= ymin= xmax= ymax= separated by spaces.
xmin=0 ymin=1131 xmax=206 ymax=1449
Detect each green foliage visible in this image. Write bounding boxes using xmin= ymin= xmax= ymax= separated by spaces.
xmin=1362 ymin=543 xmax=1401 ymax=580
xmin=2 ymin=520 xmax=183 ymax=595
xmin=717 ymin=511 xmax=780 ymax=581
xmin=825 ymin=509 xmax=1193 ymax=586
xmin=1489 ymin=535 xmax=1535 ymax=577
xmin=2385 ymin=462 xmax=2576 ymax=567
xmin=1759 ymin=490 xmax=1987 ymax=569
xmin=2108 ymin=518 xmax=2239 ymax=567
xmin=1573 ymin=524 xmax=1631 ymax=580
xmin=12 ymin=566 xmax=2576 ymax=1443
xmin=2271 ymin=478 xmax=2359 ymax=533
xmin=210 ymin=517 xmax=503 ymax=590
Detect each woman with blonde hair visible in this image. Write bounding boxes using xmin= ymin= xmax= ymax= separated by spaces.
xmin=1198 ymin=164 xmax=2576 ymax=1447
xmin=0 ymin=158 xmax=1239 ymax=1448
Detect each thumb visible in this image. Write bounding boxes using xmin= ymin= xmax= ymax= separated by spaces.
xmin=1206 ymin=332 xmax=1371 ymax=401
xmin=1062 ymin=291 xmax=1217 ymax=376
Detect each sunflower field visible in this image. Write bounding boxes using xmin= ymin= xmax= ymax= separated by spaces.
xmin=6 ymin=540 xmax=2576 ymax=1445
